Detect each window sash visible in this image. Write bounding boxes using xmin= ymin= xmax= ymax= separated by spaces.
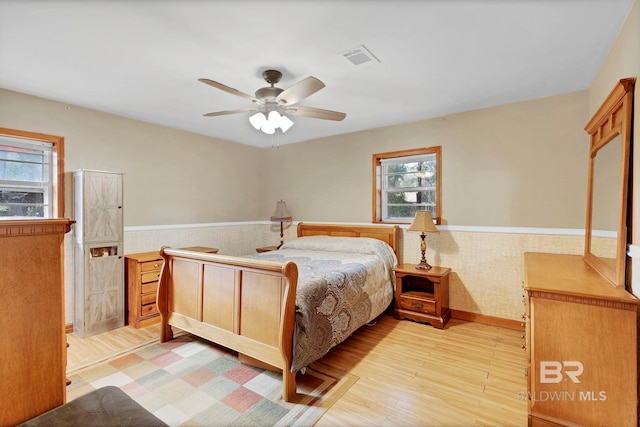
xmin=0 ymin=136 xmax=54 ymax=218
xmin=381 ymin=154 xmax=437 ymax=222
xmin=373 ymin=147 xmax=441 ymax=224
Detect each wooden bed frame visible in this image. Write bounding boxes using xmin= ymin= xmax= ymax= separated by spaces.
xmin=156 ymin=222 xmax=399 ymax=402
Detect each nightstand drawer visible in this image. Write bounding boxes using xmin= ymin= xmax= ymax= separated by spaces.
xmin=141 ymin=282 xmax=158 ymax=294
xmin=398 ymin=292 xmax=435 ymax=314
xmin=140 ymin=302 xmax=158 ymax=317
xmin=141 ymin=271 xmax=161 ymax=283
xmin=141 ymin=260 xmax=163 ymax=272
xmin=141 ymin=292 xmax=156 ymax=305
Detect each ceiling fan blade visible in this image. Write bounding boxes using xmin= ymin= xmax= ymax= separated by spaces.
xmin=202 ymin=108 xmax=257 ymax=117
xmin=198 ymin=78 xmax=263 ymax=104
xmin=276 ymin=77 xmax=325 ymax=106
xmin=284 ymin=105 xmax=346 ymax=121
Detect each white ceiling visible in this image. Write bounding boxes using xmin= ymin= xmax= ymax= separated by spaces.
xmin=0 ymin=0 xmax=634 ymax=148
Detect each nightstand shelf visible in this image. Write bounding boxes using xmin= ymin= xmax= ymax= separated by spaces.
xmin=393 ymin=263 xmax=451 ymax=329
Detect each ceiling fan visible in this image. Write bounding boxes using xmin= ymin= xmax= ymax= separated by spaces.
xmin=198 ymin=69 xmax=346 ymax=134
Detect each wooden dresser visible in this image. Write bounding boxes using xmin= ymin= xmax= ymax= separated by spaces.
xmin=523 ymin=252 xmax=637 ymax=426
xmin=126 ymin=247 xmax=219 ymax=328
xmin=0 ymin=219 xmax=73 ymax=426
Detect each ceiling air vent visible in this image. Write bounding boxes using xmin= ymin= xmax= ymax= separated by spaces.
xmin=341 ymin=45 xmax=381 ymax=68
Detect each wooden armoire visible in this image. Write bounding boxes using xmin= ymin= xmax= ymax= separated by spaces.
xmin=0 ymin=219 xmax=73 ymax=426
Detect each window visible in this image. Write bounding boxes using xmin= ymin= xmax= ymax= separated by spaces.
xmin=373 ymin=146 xmax=441 ymax=224
xmin=0 ymin=128 xmax=64 ymax=218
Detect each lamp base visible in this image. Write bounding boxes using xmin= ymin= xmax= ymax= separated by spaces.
xmin=415 ymin=261 xmax=432 ymax=270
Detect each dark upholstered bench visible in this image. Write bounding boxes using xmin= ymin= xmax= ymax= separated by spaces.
xmin=18 ymin=386 xmax=167 ymax=426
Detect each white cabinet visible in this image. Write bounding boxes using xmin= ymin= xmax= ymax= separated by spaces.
xmin=73 ymin=170 xmax=124 ymax=338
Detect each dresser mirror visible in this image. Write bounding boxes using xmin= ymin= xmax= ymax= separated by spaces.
xmin=589 ymin=134 xmax=621 ymax=265
xmin=584 ymin=78 xmax=635 ymax=287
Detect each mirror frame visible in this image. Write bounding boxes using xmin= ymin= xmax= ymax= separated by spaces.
xmin=584 ymin=77 xmax=635 ymax=287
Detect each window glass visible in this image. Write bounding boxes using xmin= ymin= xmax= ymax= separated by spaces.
xmin=0 ymin=131 xmax=61 ymax=218
xmin=373 ymin=147 xmax=441 ymax=224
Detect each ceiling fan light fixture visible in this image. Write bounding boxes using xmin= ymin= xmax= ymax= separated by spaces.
xmin=279 ymin=115 xmax=294 ymax=133
xmin=249 ymin=112 xmax=266 ymax=130
xmin=261 ymin=122 xmax=276 ymax=134
xmin=267 ymin=110 xmax=282 ymax=127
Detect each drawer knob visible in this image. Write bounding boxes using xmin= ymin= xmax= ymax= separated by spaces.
xmin=411 ymin=302 xmax=423 ymax=309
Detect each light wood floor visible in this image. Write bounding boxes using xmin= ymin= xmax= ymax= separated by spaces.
xmin=67 ymin=315 xmax=527 ymax=426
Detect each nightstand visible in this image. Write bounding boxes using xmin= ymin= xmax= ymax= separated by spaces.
xmin=256 ymin=245 xmax=279 ymax=253
xmin=125 ymin=246 xmax=218 ymax=328
xmin=393 ymin=263 xmax=451 ymax=329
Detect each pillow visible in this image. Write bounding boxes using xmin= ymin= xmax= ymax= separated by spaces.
xmin=280 ymin=236 xmax=397 ymax=268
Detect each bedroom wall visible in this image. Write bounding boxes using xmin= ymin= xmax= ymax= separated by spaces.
xmin=587 ymin=0 xmax=640 ymax=296
xmin=262 ymin=91 xmax=590 ymax=321
xmin=263 ymin=90 xmax=589 ymax=228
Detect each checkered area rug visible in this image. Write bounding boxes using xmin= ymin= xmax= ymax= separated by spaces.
xmin=66 ymin=334 xmax=356 ymax=426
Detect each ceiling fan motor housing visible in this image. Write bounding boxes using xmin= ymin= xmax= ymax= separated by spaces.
xmin=262 ymin=69 xmax=282 ymax=85
xmin=255 ymin=86 xmax=283 ymax=101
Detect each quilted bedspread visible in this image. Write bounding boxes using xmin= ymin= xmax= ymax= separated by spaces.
xmin=246 ymin=236 xmax=397 ymax=372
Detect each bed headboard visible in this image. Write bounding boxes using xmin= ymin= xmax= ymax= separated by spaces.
xmin=297 ymin=222 xmax=400 ymax=257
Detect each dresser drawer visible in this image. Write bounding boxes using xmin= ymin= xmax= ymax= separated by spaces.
xmin=398 ymin=292 xmax=435 ymax=314
xmin=140 ymin=302 xmax=158 ymax=317
xmin=141 ymin=259 xmax=163 ymax=272
xmin=141 ymin=282 xmax=158 ymax=295
xmin=141 ymin=271 xmax=161 ymax=283
xmin=141 ymin=292 xmax=156 ymax=305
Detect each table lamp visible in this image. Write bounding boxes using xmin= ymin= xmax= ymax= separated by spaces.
xmin=271 ymin=200 xmax=292 ymax=248
xmin=408 ymin=210 xmax=439 ymax=269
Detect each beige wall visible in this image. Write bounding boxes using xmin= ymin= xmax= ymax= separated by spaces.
xmin=589 ymin=0 xmax=639 ymax=242
xmin=265 ymin=91 xmax=589 ymax=228
xmin=0 ymin=89 xmax=265 ymax=226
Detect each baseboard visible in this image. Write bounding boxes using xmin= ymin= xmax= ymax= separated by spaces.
xmin=451 ymin=310 xmax=521 ymax=330
xmin=65 ymin=323 xmax=74 ymax=334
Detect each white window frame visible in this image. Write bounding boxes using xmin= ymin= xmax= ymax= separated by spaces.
xmin=0 ymin=128 xmax=64 ymax=219
xmin=373 ymin=146 xmax=441 ymax=224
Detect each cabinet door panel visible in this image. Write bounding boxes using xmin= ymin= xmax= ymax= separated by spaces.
xmin=82 ymin=172 xmax=122 ymax=242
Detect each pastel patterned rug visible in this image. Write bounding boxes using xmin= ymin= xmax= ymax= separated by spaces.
xmin=66 ymin=334 xmax=357 ymax=426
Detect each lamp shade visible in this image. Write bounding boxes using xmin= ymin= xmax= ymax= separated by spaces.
xmin=408 ymin=211 xmax=438 ymax=232
xmin=270 ymin=200 xmax=292 ymax=222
